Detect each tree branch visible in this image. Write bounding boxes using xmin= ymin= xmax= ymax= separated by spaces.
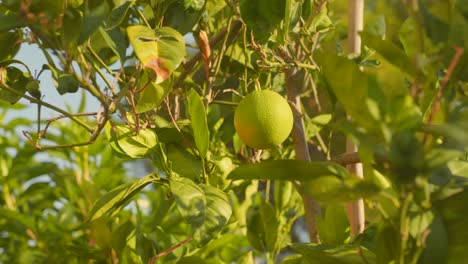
xmin=286 ymin=67 xmax=322 ymax=243
xmin=148 ymin=237 xmax=193 ymax=264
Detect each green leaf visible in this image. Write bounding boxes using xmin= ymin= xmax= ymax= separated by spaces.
xmin=246 ymin=198 xmax=268 ymax=252
xmin=422 ymin=211 xmax=448 ymax=264
xmin=440 ymin=189 xmax=468 ymax=221
xmin=25 ymin=80 xmax=41 ymax=99
xmin=316 ymin=205 xmax=349 ymax=246
xmin=183 ymin=0 xmax=205 ymax=11
xmin=315 ymin=53 xmax=374 ymax=128
xmin=163 ymin=1 xmax=205 ymax=34
xmin=446 ymin=218 xmax=468 ymax=263
xmin=127 ymin=26 xmax=186 ymax=84
xmin=260 ymin=200 xmax=279 ymax=251
xmin=135 ymin=80 xmax=171 ymax=113
xmin=91 ymin=27 xmax=122 ymax=63
xmin=274 ymin=181 xmax=294 ymax=210
xmin=228 ymin=160 xmax=349 ymax=181
xmin=0 ymin=31 xmax=21 ymax=61
xmin=54 ymin=73 xmax=80 ymax=95
xmin=177 ymin=256 xmax=206 ymax=264
xmin=447 ymin=160 xmax=468 ymax=178
xmin=62 ymin=7 xmax=83 ymax=47
xmin=188 ymin=89 xmax=210 ymax=159
xmin=301 ymin=175 xmax=381 ymax=203
xmin=361 ymin=31 xmax=417 ymax=77
xmin=87 ymin=173 xmax=161 ymax=222
xmin=374 ymin=222 xmax=398 ymax=264
xmin=0 ymin=12 xmax=26 ymax=31
xmin=105 ymin=123 xmax=158 ymax=158
xmin=205 ymin=0 xmax=226 ymax=16
xmin=307 ymin=5 xmax=332 ymax=33
xmin=195 ymin=185 xmax=232 ymax=246
xmin=79 ymin=1 xmax=110 ymax=44
xmin=409 ymin=210 xmax=434 ymax=238
xmin=0 ymin=67 xmax=30 ymax=104
xmin=171 ymin=178 xmax=232 ymax=246
xmin=306 ymin=114 xmax=332 ymax=139
xmin=106 ymin=0 xmax=133 ymax=29
xmin=422 ymin=123 xmax=468 ymax=147
xmin=425 ymin=148 xmax=463 ymax=170
xmin=290 ymin=244 xmax=376 ymax=264
xmin=239 ymin=0 xmax=285 ymax=41
xmin=166 ymin=143 xmax=203 ymax=181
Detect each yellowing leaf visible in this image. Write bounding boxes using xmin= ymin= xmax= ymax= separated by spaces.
xmin=127 ymin=26 xmax=186 ymax=84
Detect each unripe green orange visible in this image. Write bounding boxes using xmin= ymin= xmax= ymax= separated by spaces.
xmin=234 ymin=90 xmax=293 ymax=149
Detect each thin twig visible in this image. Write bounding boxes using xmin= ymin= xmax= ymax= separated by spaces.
xmin=1 ymin=85 xmax=93 ymax=132
xmin=147 ymin=237 xmax=193 ymax=264
xmin=425 ymin=46 xmax=464 ymax=125
xmin=163 ymin=97 xmax=197 ymax=154
xmin=43 ymin=112 xmax=98 ymax=137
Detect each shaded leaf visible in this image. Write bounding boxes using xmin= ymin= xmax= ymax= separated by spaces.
xmin=422 ymin=211 xmax=448 ymax=264
xmin=166 ymin=143 xmax=203 ymax=181
xmin=55 ymin=74 xmax=80 ymax=95
xmin=374 ymin=222 xmax=398 ymax=264
xmin=171 ymin=178 xmax=232 ymax=246
xmin=106 ymin=0 xmax=133 ymax=29
xmin=0 ymin=67 xmax=30 ymax=104
xmin=0 ymin=31 xmax=21 ymax=61
xmin=79 ymin=1 xmax=110 ymax=43
xmin=194 ymin=185 xmax=232 ymax=246
xmin=0 ymin=12 xmax=26 ymax=31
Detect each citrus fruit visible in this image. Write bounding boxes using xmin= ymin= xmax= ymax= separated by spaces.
xmin=234 ymin=90 xmax=293 ymax=149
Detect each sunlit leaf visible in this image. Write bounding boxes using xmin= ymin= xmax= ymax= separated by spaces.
xmin=361 ymin=31 xmax=417 ymax=77
xmin=88 ymin=173 xmax=161 ymax=222
xmin=316 ymin=205 xmax=349 ymax=246
xmin=135 ymin=72 xmax=171 ymax=113
xmin=188 ymin=89 xmax=210 ymax=159
xmin=290 ymin=244 xmax=376 ymax=264
xmin=127 ymin=26 xmax=185 ymax=84
xmin=228 ymin=160 xmax=349 ymax=181
xmin=105 ymin=122 xmax=158 ymax=158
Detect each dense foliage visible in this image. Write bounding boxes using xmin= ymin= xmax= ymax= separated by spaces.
xmin=0 ymin=0 xmax=467 ymax=263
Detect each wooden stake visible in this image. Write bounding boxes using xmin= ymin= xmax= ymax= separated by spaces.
xmin=346 ymin=0 xmax=365 ymax=236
